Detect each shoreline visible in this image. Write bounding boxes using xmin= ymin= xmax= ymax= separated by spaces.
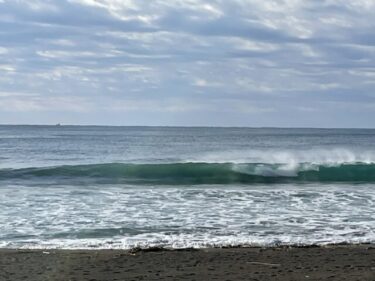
xmin=2 ymin=244 xmax=375 ymax=280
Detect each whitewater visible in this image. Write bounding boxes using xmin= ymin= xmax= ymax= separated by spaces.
xmin=1 ymin=125 xmax=375 ymax=249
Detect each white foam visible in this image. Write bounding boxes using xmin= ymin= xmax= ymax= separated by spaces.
xmin=2 ymin=184 xmax=375 ymax=249
xmin=231 ymin=163 xmax=303 ymax=177
xmin=186 ymin=148 xmax=375 ymax=165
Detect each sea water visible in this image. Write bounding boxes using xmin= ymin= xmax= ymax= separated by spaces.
xmin=1 ymin=125 xmax=375 ymax=249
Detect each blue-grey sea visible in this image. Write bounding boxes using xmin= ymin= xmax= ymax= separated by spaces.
xmin=1 ymin=125 xmax=375 ymax=249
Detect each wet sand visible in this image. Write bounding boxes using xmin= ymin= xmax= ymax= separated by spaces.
xmin=1 ymin=245 xmax=375 ymax=280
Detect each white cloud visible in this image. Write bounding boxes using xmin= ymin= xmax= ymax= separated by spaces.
xmin=0 ymin=95 xmax=92 ymax=112
xmin=109 ymin=98 xmax=206 ymax=113
xmin=0 ymin=47 xmax=8 ymax=55
xmin=229 ymin=38 xmax=279 ymax=52
xmin=69 ymin=0 xmax=156 ymax=22
xmin=193 ymin=78 xmax=222 ymax=88
xmin=0 ymin=91 xmax=39 ymax=97
xmin=49 ymin=39 xmax=76 ymax=47
xmin=36 ymin=50 xmax=98 ymax=58
xmin=10 ymin=0 xmax=59 ymax=12
xmin=0 ymin=64 xmax=15 ymax=72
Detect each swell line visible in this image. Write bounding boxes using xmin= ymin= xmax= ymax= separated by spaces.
xmin=2 ymin=162 xmax=375 ymax=184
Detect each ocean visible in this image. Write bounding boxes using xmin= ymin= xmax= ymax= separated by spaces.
xmin=1 ymin=125 xmax=375 ymax=249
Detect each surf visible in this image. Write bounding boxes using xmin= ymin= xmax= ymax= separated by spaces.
xmin=2 ymin=162 xmax=375 ymax=184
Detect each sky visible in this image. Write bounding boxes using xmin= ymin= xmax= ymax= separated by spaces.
xmin=0 ymin=0 xmax=375 ymax=127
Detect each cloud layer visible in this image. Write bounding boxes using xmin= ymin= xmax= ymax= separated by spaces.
xmin=1 ymin=0 xmax=375 ymax=126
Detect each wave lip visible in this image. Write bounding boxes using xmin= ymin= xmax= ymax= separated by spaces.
xmin=2 ymin=162 xmax=375 ymax=184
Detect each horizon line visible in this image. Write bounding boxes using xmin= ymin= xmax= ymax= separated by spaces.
xmin=1 ymin=124 xmax=375 ymax=130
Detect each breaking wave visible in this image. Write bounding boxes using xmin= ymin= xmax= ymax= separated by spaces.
xmin=2 ymin=162 xmax=375 ymax=184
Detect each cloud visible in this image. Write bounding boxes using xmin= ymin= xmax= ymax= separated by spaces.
xmin=0 ymin=0 xmax=375 ymax=126
xmin=0 ymin=92 xmax=93 ymax=112
xmin=0 ymin=47 xmax=9 ymax=55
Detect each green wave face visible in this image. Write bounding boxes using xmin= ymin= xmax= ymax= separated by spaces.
xmin=2 ymin=162 xmax=375 ymax=184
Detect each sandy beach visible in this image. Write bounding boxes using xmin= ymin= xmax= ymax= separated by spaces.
xmin=1 ymin=245 xmax=375 ymax=281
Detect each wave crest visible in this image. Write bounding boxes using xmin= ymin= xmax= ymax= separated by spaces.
xmin=2 ymin=162 xmax=375 ymax=184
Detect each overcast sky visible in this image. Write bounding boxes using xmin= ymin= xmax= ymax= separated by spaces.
xmin=0 ymin=0 xmax=375 ymax=127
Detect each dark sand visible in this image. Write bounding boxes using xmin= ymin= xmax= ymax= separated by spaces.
xmin=1 ymin=245 xmax=375 ymax=281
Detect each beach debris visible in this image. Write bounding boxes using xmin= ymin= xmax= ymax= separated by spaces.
xmin=246 ymin=261 xmax=281 ymax=267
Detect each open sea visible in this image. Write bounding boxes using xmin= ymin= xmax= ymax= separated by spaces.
xmin=1 ymin=125 xmax=375 ymax=249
